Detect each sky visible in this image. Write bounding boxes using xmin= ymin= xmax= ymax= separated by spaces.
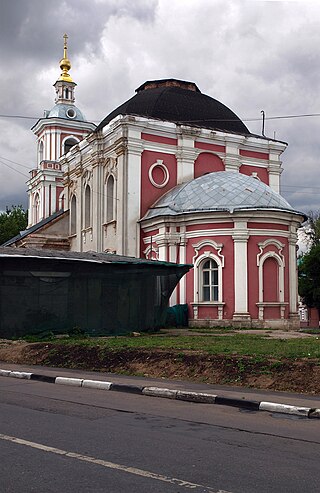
xmin=0 ymin=0 xmax=319 ymax=215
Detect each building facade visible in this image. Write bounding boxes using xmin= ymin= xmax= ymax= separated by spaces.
xmin=10 ymin=47 xmax=306 ymax=329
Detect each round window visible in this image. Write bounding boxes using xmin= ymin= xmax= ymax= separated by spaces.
xmin=148 ymin=161 xmax=170 ymax=188
xmin=66 ymin=108 xmax=76 ymax=119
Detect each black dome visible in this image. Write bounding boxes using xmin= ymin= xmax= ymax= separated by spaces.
xmin=96 ymin=79 xmax=250 ymax=134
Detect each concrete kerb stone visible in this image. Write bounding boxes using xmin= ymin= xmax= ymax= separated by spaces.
xmin=259 ymin=401 xmax=311 ymax=417
xmin=8 ymin=371 xmax=32 ymax=379
xmin=0 ymin=370 xmax=11 ymax=377
xmin=0 ymin=368 xmax=319 ymax=419
xmin=55 ymin=377 xmax=83 ymax=387
xmin=82 ymin=380 xmax=112 ymax=390
xmin=176 ymin=390 xmax=217 ymax=404
xmin=142 ymin=387 xmax=178 ymax=399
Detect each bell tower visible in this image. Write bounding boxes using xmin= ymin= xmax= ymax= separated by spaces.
xmin=27 ymin=34 xmax=96 ymax=227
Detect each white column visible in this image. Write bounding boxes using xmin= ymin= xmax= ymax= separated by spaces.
xmin=169 ymin=241 xmax=177 ymax=306
xmin=232 ymin=221 xmax=251 ymax=320
xmin=157 ymin=227 xmax=167 ymax=261
xmin=126 ymin=128 xmax=143 ymax=257
xmin=176 ymin=132 xmax=197 ymax=184
xmin=45 ymin=131 xmax=50 ymax=161
xmin=51 ymin=131 xmax=56 ymax=161
xmin=268 ymin=142 xmax=286 ymax=193
xmin=224 ymin=136 xmax=245 ymax=172
xmin=56 ymin=130 xmax=61 ymax=160
xmin=27 ymin=188 xmax=33 ymax=227
xmin=178 ymin=229 xmax=187 ymax=304
xmin=91 ymin=163 xmax=99 ymax=251
xmin=288 ymin=230 xmax=298 ymax=316
xmin=115 ymin=145 xmax=126 ymax=255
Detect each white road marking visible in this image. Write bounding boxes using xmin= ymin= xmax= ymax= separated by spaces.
xmin=0 ymin=433 xmax=231 ymax=492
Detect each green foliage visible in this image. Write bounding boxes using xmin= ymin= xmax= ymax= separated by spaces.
xmin=299 ymin=243 xmax=320 ymax=314
xmin=307 ymin=210 xmax=320 ymax=247
xmin=67 ymin=326 xmax=88 ymax=339
xmin=0 ymin=205 xmax=28 ymax=245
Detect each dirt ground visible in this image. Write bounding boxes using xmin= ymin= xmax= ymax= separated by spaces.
xmin=1 ymin=335 xmax=320 ymax=395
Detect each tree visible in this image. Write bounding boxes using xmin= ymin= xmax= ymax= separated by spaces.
xmin=299 ymin=244 xmax=320 ymax=316
xmin=0 ymin=205 xmax=28 ymax=245
xmin=298 ymin=212 xmax=320 ymax=317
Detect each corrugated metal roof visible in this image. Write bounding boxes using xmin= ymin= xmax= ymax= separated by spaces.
xmin=0 ymin=247 xmax=191 ymax=268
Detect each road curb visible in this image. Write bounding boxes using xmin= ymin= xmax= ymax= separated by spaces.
xmin=1 ymin=368 xmax=319 ymax=419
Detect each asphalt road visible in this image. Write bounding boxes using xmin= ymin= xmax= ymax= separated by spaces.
xmin=1 ymin=374 xmax=320 ymax=493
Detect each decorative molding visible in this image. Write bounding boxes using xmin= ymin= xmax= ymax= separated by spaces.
xmin=148 ymin=160 xmax=170 ymax=188
xmin=192 ymin=239 xmax=224 ymax=266
xmin=143 ymin=243 xmax=159 ymax=260
xmin=192 ymin=241 xmax=225 ymax=305
xmin=257 ymin=239 xmax=285 ymax=267
xmin=257 ymin=239 xmax=285 ymax=304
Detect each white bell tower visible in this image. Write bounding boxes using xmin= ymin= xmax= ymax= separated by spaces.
xmin=27 ymin=34 xmax=96 ymax=227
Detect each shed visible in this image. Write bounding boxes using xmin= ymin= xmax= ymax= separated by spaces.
xmin=0 ymin=248 xmax=191 ymax=338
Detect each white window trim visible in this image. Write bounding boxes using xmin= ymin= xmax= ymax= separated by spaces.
xmin=193 ymin=251 xmax=224 ymax=304
xmin=104 ymin=173 xmax=116 ymax=224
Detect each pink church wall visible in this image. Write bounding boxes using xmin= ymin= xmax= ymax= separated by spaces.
xmin=141 ymin=132 xmax=178 ymax=146
xmin=239 ymin=149 xmax=269 ymax=161
xmin=194 ymin=152 xmax=224 ymax=178
xmin=140 ymin=150 xmax=177 ymax=218
xmin=239 ymin=164 xmax=269 ymax=185
xmin=195 ymin=141 xmax=225 ymax=153
xmin=187 ymin=222 xmax=233 ymax=232
xmin=248 ymin=222 xmax=289 ymax=231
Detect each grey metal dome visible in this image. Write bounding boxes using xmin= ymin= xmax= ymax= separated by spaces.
xmin=143 ymin=171 xmax=298 ymax=220
xmin=47 ymin=103 xmax=86 ymax=121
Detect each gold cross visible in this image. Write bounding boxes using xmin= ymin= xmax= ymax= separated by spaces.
xmin=63 ymin=33 xmax=68 ymax=58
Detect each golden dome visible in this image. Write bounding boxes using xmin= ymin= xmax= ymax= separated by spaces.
xmin=58 ymin=34 xmax=74 ymax=83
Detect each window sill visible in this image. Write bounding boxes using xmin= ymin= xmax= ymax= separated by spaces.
xmin=191 ymin=302 xmax=225 ymax=306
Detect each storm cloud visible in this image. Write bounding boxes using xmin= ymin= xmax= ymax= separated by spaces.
xmin=0 ymin=0 xmax=319 ymax=213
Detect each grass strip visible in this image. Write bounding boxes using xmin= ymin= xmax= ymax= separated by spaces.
xmin=44 ymin=334 xmax=320 ymax=360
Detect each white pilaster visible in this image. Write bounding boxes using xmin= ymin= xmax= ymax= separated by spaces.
xmin=224 ymin=136 xmax=245 ymax=172
xmin=126 ymin=127 xmax=143 ymax=256
xmin=288 ymin=228 xmax=298 ymax=315
xmin=178 ymin=228 xmax=187 ymax=304
xmin=176 ymin=132 xmax=198 ymax=184
xmin=232 ymin=221 xmax=250 ymax=320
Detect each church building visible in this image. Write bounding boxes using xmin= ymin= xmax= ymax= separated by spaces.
xmin=6 ymin=37 xmax=306 ymax=329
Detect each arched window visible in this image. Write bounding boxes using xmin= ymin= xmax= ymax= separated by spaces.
xmin=70 ymin=195 xmax=77 ymax=235
xmin=58 ymin=191 xmax=65 ymax=211
xmin=65 ymin=88 xmax=69 ymax=99
xmin=201 ymin=258 xmax=219 ymax=301
xmin=34 ymin=193 xmax=40 ymax=224
xmin=39 ymin=141 xmax=44 ymax=165
xmin=84 ymin=185 xmax=91 ymax=229
xmin=63 ymin=138 xmax=78 ymax=155
xmin=106 ymin=175 xmax=115 ymax=222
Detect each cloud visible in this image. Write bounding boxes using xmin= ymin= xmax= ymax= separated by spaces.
xmin=0 ymin=0 xmax=319 ymax=214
